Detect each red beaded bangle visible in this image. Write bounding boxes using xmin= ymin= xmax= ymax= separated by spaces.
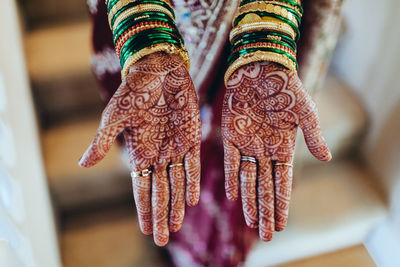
xmin=231 ymin=41 xmax=296 ymax=58
xmin=115 ymin=21 xmax=174 ymax=56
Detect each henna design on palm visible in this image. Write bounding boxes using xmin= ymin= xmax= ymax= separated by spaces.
xmin=79 ymin=52 xmax=201 ymax=246
xmin=222 ymin=61 xmax=331 ymax=241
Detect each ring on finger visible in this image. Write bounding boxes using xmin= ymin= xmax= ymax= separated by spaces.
xmin=241 ymin=156 xmax=257 ymax=163
xmin=131 ymin=169 xmax=152 ymax=178
xmin=170 ymin=163 xmax=183 ymax=168
xmin=275 ymin=162 xmax=293 ymax=168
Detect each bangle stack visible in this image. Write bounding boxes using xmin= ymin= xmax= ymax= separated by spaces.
xmin=225 ymin=0 xmax=302 ymax=85
xmin=106 ymin=0 xmax=190 ymax=79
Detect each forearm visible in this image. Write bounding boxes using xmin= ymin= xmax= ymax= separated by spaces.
xmin=105 ymin=0 xmax=189 ymax=79
xmin=225 ymin=0 xmax=303 ymax=85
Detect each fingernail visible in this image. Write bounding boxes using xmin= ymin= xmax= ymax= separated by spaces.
xmin=78 ymin=156 xmax=86 ymax=167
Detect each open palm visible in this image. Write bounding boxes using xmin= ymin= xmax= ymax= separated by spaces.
xmin=222 ymin=61 xmax=331 ymax=241
xmin=79 ymin=52 xmax=201 ymax=246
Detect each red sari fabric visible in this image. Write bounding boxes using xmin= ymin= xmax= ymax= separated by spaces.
xmin=87 ymin=0 xmax=343 ymax=265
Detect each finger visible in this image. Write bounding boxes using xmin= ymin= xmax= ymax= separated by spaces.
xmin=299 ymin=102 xmax=332 ymax=162
xmin=257 ymin=157 xmax=275 ymax=242
xmin=132 ymin=171 xmax=153 ymax=235
xmin=184 ymin=144 xmax=201 ymax=207
xmin=223 ymin=140 xmax=240 ymax=201
xmin=239 ymin=160 xmax=258 ymax=228
xmin=169 ymin=159 xmax=185 ymax=232
xmin=152 ymin=160 xmax=170 ymax=246
xmin=274 ymin=164 xmax=293 ymax=232
xmin=78 ymin=117 xmax=125 ymax=168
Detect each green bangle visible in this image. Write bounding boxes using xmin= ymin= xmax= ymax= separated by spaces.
xmin=231 ymin=39 xmax=295 ymax=54
xmin=228 ymin=47 xmax=297 ymax=69
xmin=121 ymin=38 xmax=181 ymax=67
xmin=119 ymin=30 xmax=181 ymax=64
xmin=110 ymin=0 xmax=175 ymax=28
xmin=113 ymin=15 xmax=178 ymax=44
xmin=120 ymin=29 xmax=181 ymax=61
xmin=113 ymin=12 xmax=176 ymax=37
xmin=231 ymin=35 xmax=296 ymax=53
xmin=233 ymin=31 xmax=297 ymax=49
xmin=233 ymin=11 xmax=300 ymax=41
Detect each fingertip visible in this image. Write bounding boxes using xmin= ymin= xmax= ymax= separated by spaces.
xmin=78 ymin=155 xmax=92 ymax=168
xmin=226 ymin=189 xmax=238 ymax=201
xmin=259 ymin=231 xmax=274 ymax=242
xmin=314 ymin=145 xmax=332 ymax=162
xmin=169 ymin=222 xmax=182 ymax=233
xmin=321 ymin=150 xmax=332 ymax=162
xmin=154 ymin=235 xmax=169 ymax=247
xmin=246 ymin=221 xmax=259 ymax=229
xmin=140 ymin=226 xmax=153 ymax=236
xmin=186 ymin=192 xmax=200 ymax=207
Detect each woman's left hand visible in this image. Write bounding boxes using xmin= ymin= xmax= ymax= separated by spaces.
xmin=221 ymin=61 xmax=331 ymax=241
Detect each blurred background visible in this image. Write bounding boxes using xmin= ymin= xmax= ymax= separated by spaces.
xmin=0 ymin=0 xmax=399 ymax=266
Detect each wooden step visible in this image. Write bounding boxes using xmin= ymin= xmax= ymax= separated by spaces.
xmin=42 ymin=119 xmax=129 ymax=211
xmin=25 ymin=21 xmax=103 ymax=127
xmin=244 ymin=161 xmax=386 ymax=266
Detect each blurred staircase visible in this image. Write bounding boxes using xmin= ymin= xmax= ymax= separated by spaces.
xmin=23 ymin=5 xmax=386 ymax=266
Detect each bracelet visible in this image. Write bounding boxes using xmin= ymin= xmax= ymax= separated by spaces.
xmin=233 ymin=2 xmax=300 ymax=27
xmin=115 ymin=21 xmax=175 ymax=56
xmin=255 ymin=0 xmax=302 ymax=16
xmin=234 ymin=12 xmax=300 ymax=40
xmin=119 ymin=31 xmax=182 ymax=65
xmin=240 ymin=0 xmax=303 ymax=14
xmin=228 ymin=47 xmax=297 ymax=68
xmin=108 ymin=0 xmax=173 ymax=21
xmin=232 ymin=32 xmax=297 ymax=51
xmin=113 ymin=13 xmax=177 ymax=43
xmin=121 ymin=43 xmax=190 ymax=78
xmin=230 ymin=17 xmax=296 ymax=42
xmin=109 ymin=0 xmax=174 ymax=27
xmin=110 ymin=4 xmax=175 ymax=31
xmin=224 ymin=50 xmax=297 ymax=86
xmin=231 ymin=42 xmax=296 ymax=58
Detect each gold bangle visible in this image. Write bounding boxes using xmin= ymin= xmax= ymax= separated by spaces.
xmin=110 ymin=4 xmax=175 ymax=30
xmin=121 ymin=43 xmax=190 ymax=79
xmin=260 ymin=1 xmax=302 ymax=16
xmin=224 ymin=51 xmax=297 ymax=86
xmin=229 ymin=17 xmax=296 ymax=42
xmin=233 ymin=2 xmax=299 ymax=27
xmin=108 ymin=0 xmax=173 ymax=25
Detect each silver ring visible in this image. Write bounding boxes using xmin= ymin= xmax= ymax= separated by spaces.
xmin=275 ymin=162 xmax=293 ymax=168
xmin=241 ymin=156 xmax=257 ymax=163
xmin=170 ymin=163 xmax=183 ymax=168
xmin=131 ymin=169 xmax=152 ymax=178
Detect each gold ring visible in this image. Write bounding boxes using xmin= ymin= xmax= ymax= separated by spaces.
xmin=241 ymin=156 xmax=257 ymax=163
xmin=170 ymin=163 xmax=183 ymax=168
xmin=275 ymin=162 xmax=293 ymax=167
xmin=131 ymin=169 xmax=152 ymax=178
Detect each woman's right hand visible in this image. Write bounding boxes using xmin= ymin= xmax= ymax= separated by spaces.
xmin=78 ymin=52 xmax=202 ymax=246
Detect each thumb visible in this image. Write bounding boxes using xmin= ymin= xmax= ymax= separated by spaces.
xmin=299 ymin=105 xmax=332 ymax=162
xmin=78 ymin=119 xmax=126 ymax=168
